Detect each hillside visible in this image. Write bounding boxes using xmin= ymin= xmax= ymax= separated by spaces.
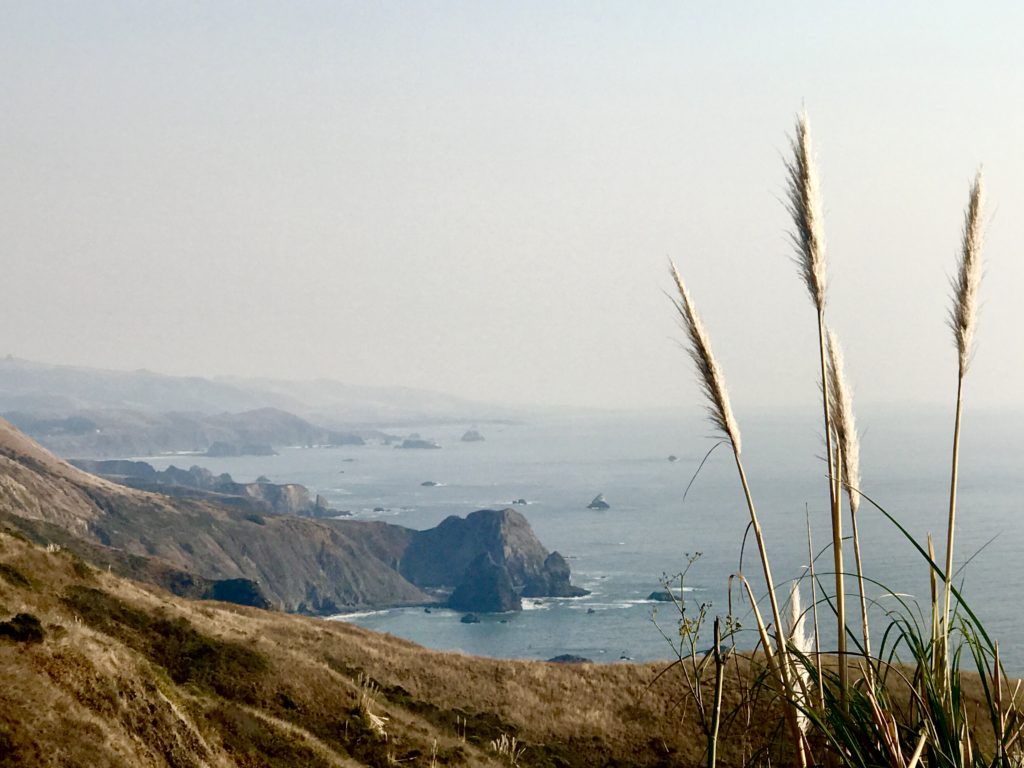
xmin=4 ymin=406 xmax=366 ymax=459
xmin=0 ymin=419 xmax=583 ymax=615
xmin=0 ymin=529 xmax=760 ymax=767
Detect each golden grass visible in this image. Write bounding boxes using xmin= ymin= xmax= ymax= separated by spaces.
xmin=0 ymin=530 xmax=801 ymax=767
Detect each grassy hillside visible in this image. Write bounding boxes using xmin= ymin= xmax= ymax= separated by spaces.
xmin=0 ymin=529 xmax=760 ymax=767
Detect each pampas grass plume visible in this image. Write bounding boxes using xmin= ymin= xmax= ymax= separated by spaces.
xmin=950 ymin=172 xmax=984 ymax=376
xmin=826 ymin=329 xmax=861 ymax=514
xmin=786 ymin=111 xmax=827 ymax=313
xmin=669 ymin=260 xmax=742 ymax=454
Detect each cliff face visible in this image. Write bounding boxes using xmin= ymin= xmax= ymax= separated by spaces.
xmin=71 ymin=459 xmax=335 ymax=517
xmin=0 ymin=419 xmax=426 ymax=612
xmin=400 ymin=508 xmax=549 ymax=589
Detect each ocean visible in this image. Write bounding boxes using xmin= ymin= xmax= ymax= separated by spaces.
xmin=141 ymin=407 xmax=1024 ymax=671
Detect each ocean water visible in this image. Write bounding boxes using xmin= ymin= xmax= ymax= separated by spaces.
xmin=141 ymin=408 xmax=1024 ymax=671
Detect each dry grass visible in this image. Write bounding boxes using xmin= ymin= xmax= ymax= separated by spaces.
xmin=0 ymin=529 xmax=797 ymax=767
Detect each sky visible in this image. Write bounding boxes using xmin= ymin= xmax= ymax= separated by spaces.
xmin=2 ymin=2 xmax=1023 ymax=413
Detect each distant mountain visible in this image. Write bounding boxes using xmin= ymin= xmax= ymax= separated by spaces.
xmin=0 ymin=356 xmax=518 ymax=425
xmin=3 ymin=406 xmax=366 ymax=458
xmin=0 ymin=356 xmax=274 ymax=413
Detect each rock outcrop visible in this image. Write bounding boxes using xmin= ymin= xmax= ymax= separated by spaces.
xmin=522 ymin=552 xmax=588 ymax=598
xmin=398 ymin=438 xmax=440 ymax=449
xmin=461 ymin=429 xmax=484 ymax=442
xmin=401 ymin=508 xmax=588 ymax=612
xmin=448 ymin=553 xmax=521 ymax=612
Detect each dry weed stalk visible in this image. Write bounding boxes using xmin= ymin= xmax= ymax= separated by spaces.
xmin=489 ymin=733 xmax=525 ymax=766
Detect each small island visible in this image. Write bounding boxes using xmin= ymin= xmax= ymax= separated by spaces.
xmin=398 ymin=438 xmax=441 ymax=449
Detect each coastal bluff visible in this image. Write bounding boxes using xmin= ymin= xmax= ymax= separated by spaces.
xmin=0 ymin=418 xmax=583 ymax=615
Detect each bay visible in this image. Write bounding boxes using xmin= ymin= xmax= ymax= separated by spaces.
xmin=141 ymin=407 xmax=1024 ymax=671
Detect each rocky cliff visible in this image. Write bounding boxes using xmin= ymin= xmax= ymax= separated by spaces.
xmin=0 ymin=419 xmax=583 ymax=615
xmin=400 ymin=508 xmax=588 ymax=609
xmin=70 ymin=459 xmax=335 ymax=517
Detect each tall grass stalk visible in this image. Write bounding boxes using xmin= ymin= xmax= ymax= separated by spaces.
xmin=785 ymin=111 xmax=847 ymax=702
xmin=670 ymin=262 xmax=808 ymax=766
xmin=805 ymin=511 xmax=825 ymax=710
xmin=708 ymin=617 xmax=725 ymax=768
xmin=666 ymin=116 xmax=1016 ymax=766
xmin=827 ymin=329 xmax=870 ymax=663
xmin=942 ymin=172 xmax=985 ymax=695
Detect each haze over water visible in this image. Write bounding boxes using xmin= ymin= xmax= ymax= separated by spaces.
xmin=141 ymin=407 xmax=1024 ymax=671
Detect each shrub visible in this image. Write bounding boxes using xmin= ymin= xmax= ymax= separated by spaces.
xmin=62 ymin=586 xmax=267 ymax=699
xmin=0 ymin=612 xmax=44 ymax=643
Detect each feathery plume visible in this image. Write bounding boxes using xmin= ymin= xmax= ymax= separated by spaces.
xmin=788 ymin=581 xmax=810 ymax=656
xmin=669 ymin=260 xmax=742 ymax=453
xmin=788 ymin=581 xmax=812 ymax=734
xmin=786 ymin=111 xmax=827 ymax=313
xmin=826 ymin=329 xmax=861 ymax=514
xmin=950 ymin=172 xmax=984 ymax=376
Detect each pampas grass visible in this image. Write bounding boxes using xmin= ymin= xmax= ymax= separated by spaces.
xmin=786 ymin=111 xmax=827 ymax=314
xmin=667 ymin=116 xmax=1016 ymax=767
xmin=785 ymin=111 xmax=848 ymax=702
xmin=827 ymin=329 xmax=871 ymax=660
xmin=670 ymin=260 xmax=808 ymax=766
xmin=669 ymin=262 xmax=742 ymax=453
xmin=941 ymin=172 xmax=985 ymax=697
xmin=950 ymin=173 xmax=985 ymax=378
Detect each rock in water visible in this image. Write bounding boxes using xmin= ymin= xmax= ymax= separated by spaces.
xmin=587 ymin=493 xmax=610 ymax=510
xmin=400 ymin=508 xmax=589 ymax=604
xmin=548 ymin=654 xmax=591 ymax=664
xmin=398 ymin=438 xmax=441 ymax=449
xmin=461 ymin=429 xmax=485 ymax=442
xmin=668 ymin=455 xmax=678 ymax=462
xmin=647 ymin=590 xmax=675 ymax=602
xmin=522 ymin=552 xmax=589 ymax=598
xmin=448 ymin=552 xmax=522 ymax=612
xmin=460 ymin=613 xmax=481 ymax=624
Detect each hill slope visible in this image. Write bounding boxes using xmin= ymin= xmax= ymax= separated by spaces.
xmin=0 ymin=530 xmax=736 ymax=767
xmin=0 ymin=419 xmax=583 ymax=615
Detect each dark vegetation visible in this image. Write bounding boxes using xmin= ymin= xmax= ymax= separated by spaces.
xmin=62 ymin=586 xmax=267 ymax=700
xmin=0 ymin=612 xmax=44 ymax=643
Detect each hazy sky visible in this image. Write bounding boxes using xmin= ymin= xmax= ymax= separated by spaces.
xmin=2 ymin=2 xmax=1023 ymax=412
